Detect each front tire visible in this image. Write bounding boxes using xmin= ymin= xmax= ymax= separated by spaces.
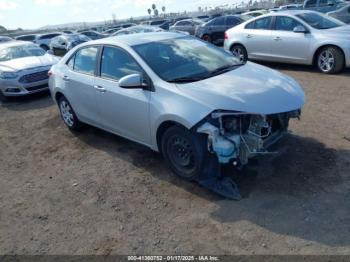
xmin=230 ymin=44 xmax=248 ymax=63
xmin=161 ymin=126 xmax=207 ymax=180
xmin=58 ymin=96 xmax=83 ymax=131
xmin=317 ymin=46 xmax=344 ymax=74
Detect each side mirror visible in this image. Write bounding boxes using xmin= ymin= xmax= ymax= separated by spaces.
xmin=46 ymin=50 xmax=54 ymax=55
xmin=293 ymin=25 xmax=308 ymax=33
xmin=119 ymin=74 xmax=146 ymax=89
xmin=327 ymin=1 xmax=335 ymax=6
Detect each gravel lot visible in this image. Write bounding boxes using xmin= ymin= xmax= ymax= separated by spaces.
xmin=0 ymin=63 xmax=349 ymax=255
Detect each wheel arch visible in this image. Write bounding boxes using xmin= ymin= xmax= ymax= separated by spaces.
xmin=156 ymin=120 xmax=188 ymax=154
xmin=312 ymin=44 xmax=345 ymax=66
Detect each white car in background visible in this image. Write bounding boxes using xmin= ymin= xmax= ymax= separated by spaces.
xmin=0 ymin=41 xmax=59 ymax=101
xmin=224 ymin=10 xmax=350 ymax=73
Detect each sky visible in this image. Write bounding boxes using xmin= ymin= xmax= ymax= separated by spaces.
xmin=0 ymin=0 xmax=236 ymax=30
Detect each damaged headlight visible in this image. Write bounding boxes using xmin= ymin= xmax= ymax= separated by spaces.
xmin=197 ymin=109 xmax=300 ymax=166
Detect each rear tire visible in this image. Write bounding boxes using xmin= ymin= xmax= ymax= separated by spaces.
xmin=58 ymin=96 xmax=83 ymax=131
xmin=202 ymin=34 xmax=212 ymax=43
xmin=230 ymin=44 xmax=248 ymax=63
xmin=316 ymin=46 xmax=344 ymax=74
xmin=161 ymin=125 xmax=208 ymax=181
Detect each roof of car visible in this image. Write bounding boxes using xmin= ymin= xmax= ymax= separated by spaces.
xmin=94 ymin=32 xmax=184 ymax=46
xmin=0 ymin=40 xmax=36 ymax=49
xmin=272 ymin=10 xmax=319 ymax=15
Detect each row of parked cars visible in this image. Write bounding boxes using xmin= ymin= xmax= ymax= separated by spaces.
xmin=0 ymin=6 xmax=349 ymax=102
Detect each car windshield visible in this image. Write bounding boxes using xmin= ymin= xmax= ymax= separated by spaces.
xmin=133 ymin=36 xmax=242 ymax=83
xmin=0 ymin=44 xmax=46 ymax=62
xmin=66 ymin=34 xmax=90 ymax=42
xmin=296 ymin=12 xmax=344 ymax=29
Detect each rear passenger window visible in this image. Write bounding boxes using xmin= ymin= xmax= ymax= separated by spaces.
xmin=245 ymin=17 xmax=272 ymax=30
xmin=245 ymin=21 xmax=255 ymax=29
xmin=100 ymin=46 xmax=142 ymax=81
xmin=226 ymin=16 xmax=241 ymax=26
xmin=72 ymin=46 xmax=98 ymax=75
xmin=254 ymin=17 xmax=272 ymax=30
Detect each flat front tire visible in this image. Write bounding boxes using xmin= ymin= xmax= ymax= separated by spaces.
xmin=58 ymin=96 xmax=82 ymax=131
xmin=317 ymin=47 xmax=344 ymax=74
xmin=161 ymin=126 xmax=207 ymax=180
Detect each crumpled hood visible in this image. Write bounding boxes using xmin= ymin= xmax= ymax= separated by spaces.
xmin=0 ymin=54 xmax=59 ymax=72
xmin=176 ymin=62 xmax=305 ymax=115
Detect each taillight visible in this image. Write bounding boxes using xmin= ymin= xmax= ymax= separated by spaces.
xmin=224 ymin=32 xmax=228 ymax=40
xmin=48 ymin=70 xmax=53 ymax=77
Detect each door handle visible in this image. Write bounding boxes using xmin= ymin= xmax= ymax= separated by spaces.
xmin=246 ymin=34 xmax=253 ymax=38
xmin=94 ymin=85 xmax=106 ymax=93
xmin=273 ymin=36 xmax=282 ymax=41
xmin=62 ymin=75 xmax=70 ymax=81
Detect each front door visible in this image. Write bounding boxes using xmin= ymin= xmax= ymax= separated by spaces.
xmin=270 ymin=16 xmax=312 ymax=64
xmin=94 ymin=46 xmax=151 ymax=145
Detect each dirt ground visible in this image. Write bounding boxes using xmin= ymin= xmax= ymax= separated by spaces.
xmin=0 ymin=63 xmax=349 ymax=255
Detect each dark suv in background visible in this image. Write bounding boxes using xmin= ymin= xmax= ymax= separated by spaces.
xmin=195 ymin=15 xmax=245 ymax=45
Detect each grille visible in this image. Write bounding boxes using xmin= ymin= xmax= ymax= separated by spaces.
xmin=19 ymin=70 xmax=49 ymax=83
xmin=25 ymin=84 xmax=48 ymax=92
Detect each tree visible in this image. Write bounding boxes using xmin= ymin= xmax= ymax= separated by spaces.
xmin=152 ymin=4 xmax=156 ymax=10
xmin=147 ymin=8 xmax=152 ymax=17
xmin=162 ymin=6 xmax=166 ymax=17
xmin=154 ymin=9 xmax=159 ymax=16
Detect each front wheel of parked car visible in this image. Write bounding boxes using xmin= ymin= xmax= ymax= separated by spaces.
xmin=231 ymin=44 xmax=248 ymax=63
xmin=161 ymin=125 xmax=207 ymax=181
xmin=317 ymin=47 xmax=344 ymax=74
xmin=58 ymin=96 xmax=83 ymax=131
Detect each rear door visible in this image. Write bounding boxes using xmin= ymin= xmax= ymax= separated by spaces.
xmin=242 ymin=16 xmax=273 ymax=60
xmin=93 ymin=46 xmax=151 ymax=145
xmin=270 ymin=16 xmax=312 ymax=63
xmin=63 ymin=46 xmax=101 ymax=124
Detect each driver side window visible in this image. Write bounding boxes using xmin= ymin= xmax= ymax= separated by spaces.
xmin=100 ymin=46 xmax=142 ymax=81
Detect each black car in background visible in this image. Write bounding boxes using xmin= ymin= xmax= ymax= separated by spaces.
xmin=195 ymin=15 xmax=245 ymax=45
xmin=49 ymin=34 xmax=91 ymax=56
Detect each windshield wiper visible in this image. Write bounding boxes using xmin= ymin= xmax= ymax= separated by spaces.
xmin=168 ymin=76 xmax=204 ymax=83
xmin=209 ymin=64 xmax=242 ymax=76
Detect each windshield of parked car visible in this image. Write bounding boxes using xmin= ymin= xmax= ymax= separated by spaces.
xmin=296 ymin=12 xmax=344 ymax=29
xmin=0 ymin=44 xmax=46 ymax=62
xmin=133 ymin=36 xmax=242 ymax=83
xmin=65 ymin=34 xmax=91 ymax=42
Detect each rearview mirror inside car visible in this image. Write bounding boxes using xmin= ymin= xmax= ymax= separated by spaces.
xmin=293 ymin=25 xmax=308 ymax=33
xmin=119 ymin=74 xmax=146 ymax=89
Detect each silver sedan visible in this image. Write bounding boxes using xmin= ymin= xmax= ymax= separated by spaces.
xmin=49 ymin=33 xmax=304 ymax=198
xmin=0 ymin=41 xmax=60 ymax=100
xmin=224 ymin=10 xmax=350 ymax=74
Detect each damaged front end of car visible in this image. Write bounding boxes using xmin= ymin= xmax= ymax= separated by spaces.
xmin=195 ymin=109 xmax=301 ymax=199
